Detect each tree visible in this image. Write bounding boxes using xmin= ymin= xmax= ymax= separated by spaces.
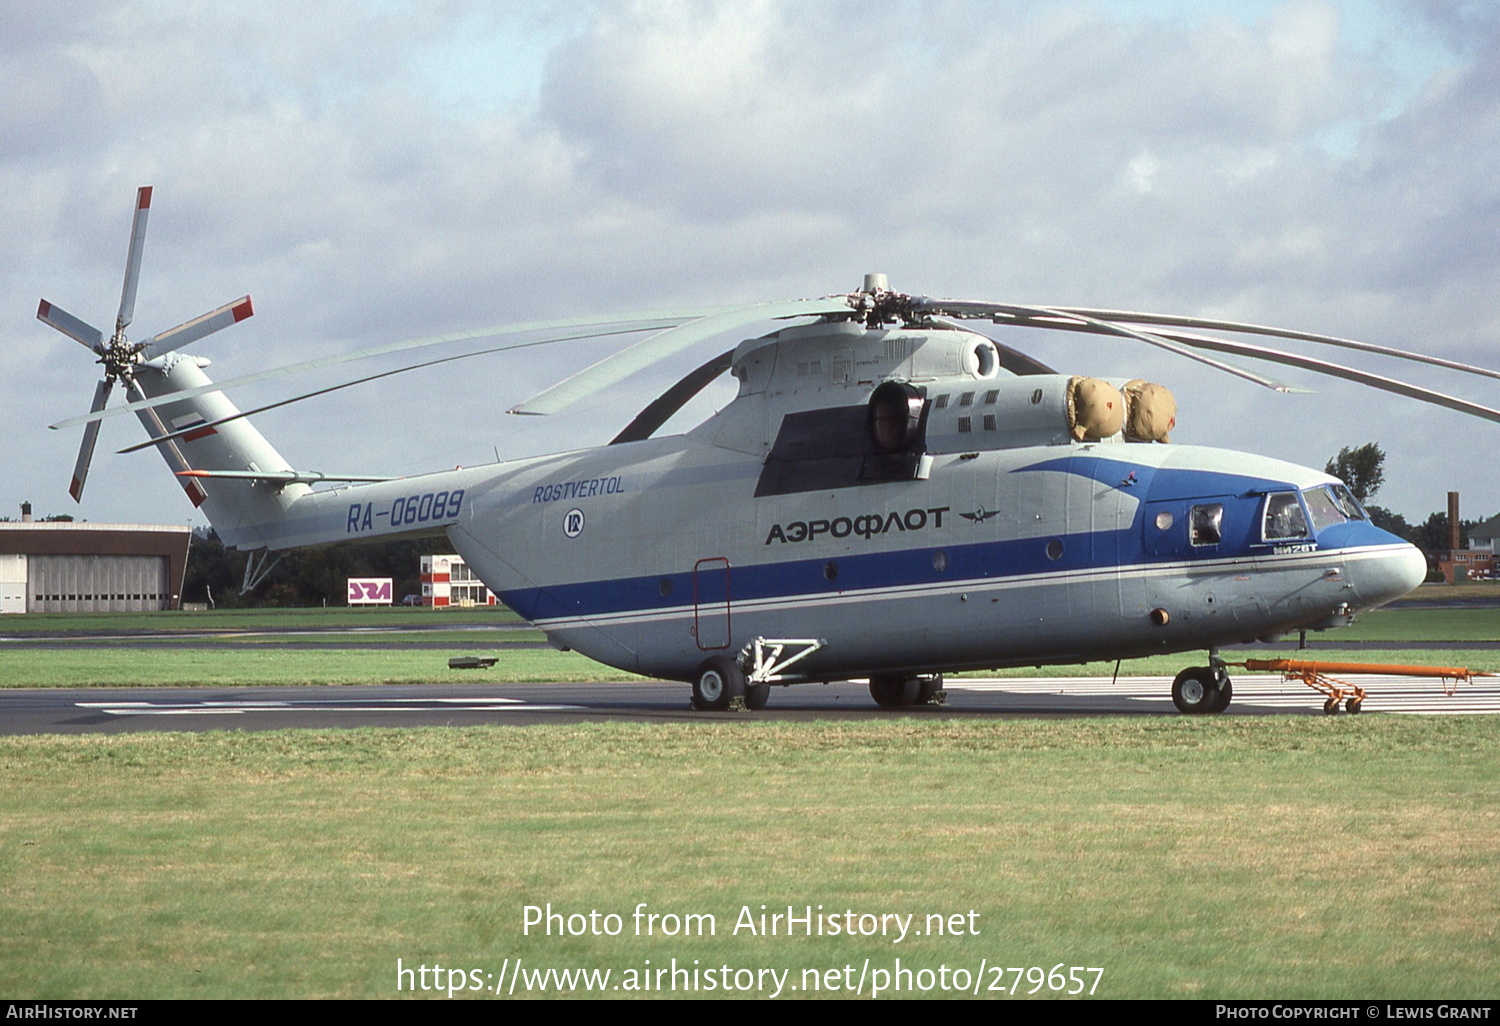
xmin=1324 ymin=443 xmax=1386 ymax=503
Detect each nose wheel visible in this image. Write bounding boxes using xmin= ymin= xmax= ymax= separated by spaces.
xmin=1171 ymin=665 xmax=1232 ymax=714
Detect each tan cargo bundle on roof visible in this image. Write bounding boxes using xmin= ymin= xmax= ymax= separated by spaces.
xmin=1122 ymin=379 xmax=1176 ymax=443
xmin=1066 ymin=376 xmax=1125 ymax=441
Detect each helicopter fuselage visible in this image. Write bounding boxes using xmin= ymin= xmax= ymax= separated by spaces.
xmin=42 ymin=191 xmax=1443 ymax=713
xmin=150 ymin=317 xmax=1423 ymax=688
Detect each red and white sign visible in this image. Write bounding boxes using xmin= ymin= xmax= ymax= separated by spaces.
xmin=347 ymin=578 xmax=393 ymax=605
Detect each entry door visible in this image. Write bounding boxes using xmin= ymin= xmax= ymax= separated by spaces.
xmin=693 ymin=557 xmax=732 ymax=651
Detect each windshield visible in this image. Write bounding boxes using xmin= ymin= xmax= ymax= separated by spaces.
xmin=1328 ymin=483 xmax=1367 ymax=520
xmin=1304 ymin=484 xmax=1367 ymax=533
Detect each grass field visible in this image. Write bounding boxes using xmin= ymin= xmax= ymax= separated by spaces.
xmin=2 ymin=603 xmax=1496 ymax=1000
xmin=2 ymin=718 xmax=1497 ymax=1000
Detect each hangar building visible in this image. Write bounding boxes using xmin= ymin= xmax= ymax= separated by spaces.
xmin=0 ymin=510 xmax=192 ymax=614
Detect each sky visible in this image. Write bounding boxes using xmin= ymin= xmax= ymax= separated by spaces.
xmin=3 ymin=0 xmax=1499 ymax=531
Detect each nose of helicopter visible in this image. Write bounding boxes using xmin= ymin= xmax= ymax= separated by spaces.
xmin=1350 ymin=541 xmax=1428 ymax=609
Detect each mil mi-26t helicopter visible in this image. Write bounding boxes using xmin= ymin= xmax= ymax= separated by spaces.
xmin=46 ymin=189 xmax=1500 ymax=713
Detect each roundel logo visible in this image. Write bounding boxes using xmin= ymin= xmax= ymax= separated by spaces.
xmin=563 ymin=508 xmax=585 ymax=538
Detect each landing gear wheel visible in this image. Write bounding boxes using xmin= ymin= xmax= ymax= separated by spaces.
xmin=693 ymin=655 xmax=746 ymax=711
xmin=745 ymin=682 xmax=771 ymax=711
xmin=869 ymin=674 xmax=921 ymax=708
xmin=1206 ymin=677 xmax=1233 ymax=714
xmin=916 ymin=674 xmax=945 ymax=704
xmin=1171 ymin=667 xmax=1216 ymax=715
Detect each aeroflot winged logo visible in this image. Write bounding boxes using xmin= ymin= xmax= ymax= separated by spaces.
xmin=960 ymin=507 xmax=999 ymax=523
xmin=764 ymin=507 xmax=950 ymax=545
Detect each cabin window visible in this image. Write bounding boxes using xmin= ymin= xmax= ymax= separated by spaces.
xmin=1190 ymin=503 xmax=1223 ymax=546
xmin=1263 ymin=493 xmax=1309 ymax=540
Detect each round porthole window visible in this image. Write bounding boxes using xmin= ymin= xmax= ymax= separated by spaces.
xmin=1155 ymin=511 xmax=1174 ymax=530
xmin=1046 ymin=538 xmax=1064 ymax=561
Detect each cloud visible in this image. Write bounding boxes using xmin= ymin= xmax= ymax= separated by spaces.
xmin=2 ymin=0 xmax=1498 ymax=527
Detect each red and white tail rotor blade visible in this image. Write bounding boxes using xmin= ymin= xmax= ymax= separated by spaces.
xmin=115 ymin=185 xmax=152 ymax=339
xmin=37 ymin=300 xmax=104 ymax=352
xmin=139 ymin=295 xmax=253 ymax=359
xmin=68 ymin=379 xmax=114 ymax=502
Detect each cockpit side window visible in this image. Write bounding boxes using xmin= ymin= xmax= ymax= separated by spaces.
xmin=1190 ymin=503 xmax=1223 ymax=546
xmin=1263 ymin=493 xmax=1309 ymax=540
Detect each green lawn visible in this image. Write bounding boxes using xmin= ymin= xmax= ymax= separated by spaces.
xmin=2 ymin=719 xmax=1495 ymax=999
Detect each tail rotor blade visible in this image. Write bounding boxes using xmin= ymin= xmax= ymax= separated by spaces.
xmin=139 ymin=295 xmax=253 ymax=358
xmin=115 ymin=186 xmax=152 ymax=338
xmin=69 ymin=379 xmax=114 ymax=502
xmin=37 ymin=300 xmax=104 ymax=352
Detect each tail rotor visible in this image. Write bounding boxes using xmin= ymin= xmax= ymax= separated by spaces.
xmin=37 ymin=186 xmax=253 ymax=501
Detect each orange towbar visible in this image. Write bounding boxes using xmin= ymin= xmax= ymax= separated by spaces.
xmin=1237 ymin=658 xmax=1492 ymax=714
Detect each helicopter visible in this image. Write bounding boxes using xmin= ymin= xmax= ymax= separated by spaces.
xmin=44 ymin=187 xmax=1500 ymax=714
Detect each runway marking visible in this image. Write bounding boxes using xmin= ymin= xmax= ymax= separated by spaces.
xmin=947 ymin=676 xmax=1500 ymax=715
xmin=76 ymin=697 xmax=584 ymax=716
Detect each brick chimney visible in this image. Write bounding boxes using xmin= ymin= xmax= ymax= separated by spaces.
xmin=1449 ymin=491 xmax=1461 ymax=553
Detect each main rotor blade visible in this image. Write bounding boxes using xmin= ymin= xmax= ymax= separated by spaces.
xmin=68 ymin=379 xmax=113 ymax=502
xmin=115 ymin=323 xmax=681 ymax=455
xmin=610 ymin=348 xmax=736 ymax=444
xmin=125 ymin=378 xmax=208 ymax=507
xmin=139 ymin=296 xmax=254 ymax=358
xmin=50 ymin=308 xmax=724 ymax=432
xmin=510 ymin=296 xmax=855 ymax=416
xmin=37 ymin=300 xmax=104 ymax=352
xmin=1148 ymin=328 xmax=1500 ymax=424
xmin=1054 ymin=308 xmax=1500 ymax=383
xmin=116 ymin=186 xmax=152 ymax=338
xmin=991 ymin=308 xmax=1500 ymax=421
xmin=912 ymin=298 xmax=1296 ymax=392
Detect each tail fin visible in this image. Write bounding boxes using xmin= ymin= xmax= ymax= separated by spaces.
xmin=133 ymin=352 xmax=312 ymax=549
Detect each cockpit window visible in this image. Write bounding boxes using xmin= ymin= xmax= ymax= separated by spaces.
xmin=1263 ymin=493 xmax=1309 ymax=540
xmin=1303 ymin=485 xmax=1352 ymax=533
xmin=1191 ymin=503 xmax=1223 ymax=546
xmin=1327 ymin=483 xmax=1367 ymax=521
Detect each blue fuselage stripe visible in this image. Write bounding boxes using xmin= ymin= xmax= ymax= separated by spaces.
xmin=499 ymin=517 xmax=1403 ymax=622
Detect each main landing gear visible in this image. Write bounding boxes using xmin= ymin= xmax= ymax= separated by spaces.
xmin=868 ymin=674 xmax=945 ymax=708
xmin=1171 ymin=660 xmax=1233 ymax=715
xmin=690 ymin=638 xmax=824 ymax=711
xmin=691 ymin=654 xmax=753 ymax=711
